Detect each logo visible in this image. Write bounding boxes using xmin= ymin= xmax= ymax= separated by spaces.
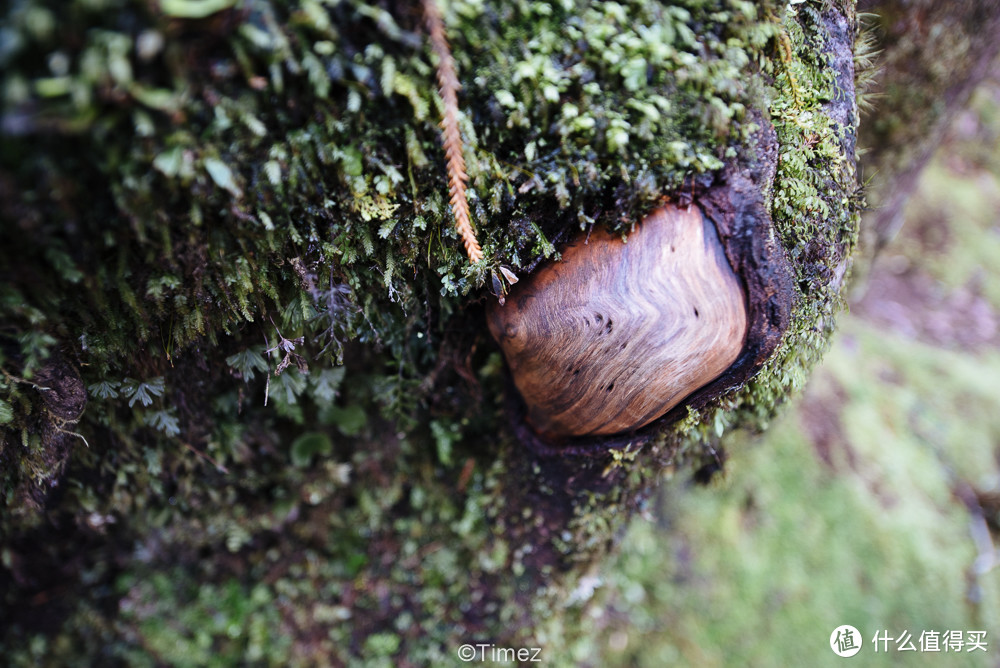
xmin=831 ymin=625 xmax=863 ymax=657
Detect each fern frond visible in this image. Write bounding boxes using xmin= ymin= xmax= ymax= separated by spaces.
xmin=423 ymin=0 xmax=484 ymax=264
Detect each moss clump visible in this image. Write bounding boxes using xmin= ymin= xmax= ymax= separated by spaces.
xmin=1 ymin=0 xmax=860 ymax=662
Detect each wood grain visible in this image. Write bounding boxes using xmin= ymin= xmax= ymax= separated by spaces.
xmin=487 ymin=203 xmax=748 ymax=437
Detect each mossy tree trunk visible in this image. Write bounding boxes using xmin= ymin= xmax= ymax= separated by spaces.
xmin=0 ymin=0 xmax=910 ymax=663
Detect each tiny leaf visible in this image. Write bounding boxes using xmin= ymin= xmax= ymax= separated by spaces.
xmin=88 ymin=380 xmax=120 ymax=400
xmin=290 ymin=432 xmax=333 ymax=468
xmin=204 ymin=157 xmax=243 ymax=198
xmin=160 ymin=0 xmax=237 ymax=19
xmin=0 ymin=399 xmax=13 ymax=425
xmin=323 ymin=404 xmax=366 ymax=436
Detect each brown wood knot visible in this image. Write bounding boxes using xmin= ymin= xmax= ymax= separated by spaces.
xmin=487 ymin=203 xmax=748 ymax=438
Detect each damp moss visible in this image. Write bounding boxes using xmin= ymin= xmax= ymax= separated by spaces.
xmin=1 ymin=0 xmax=860 ymax=662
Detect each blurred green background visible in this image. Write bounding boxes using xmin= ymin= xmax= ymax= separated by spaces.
xmin=593 ymin=75 xmax=1000 ymax=667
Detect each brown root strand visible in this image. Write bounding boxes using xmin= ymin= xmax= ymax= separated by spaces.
xmin=423 ymin=0 xmax=484 ymax=264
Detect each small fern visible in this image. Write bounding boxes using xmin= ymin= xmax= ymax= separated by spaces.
xmin=121 ymin=377 xmax=165 ymax=408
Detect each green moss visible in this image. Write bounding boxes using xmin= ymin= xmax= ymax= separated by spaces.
xmin=1 ymin=0 xmax=861 ymax=662
xmin=668 ymin=1 xmax=860 ymax=462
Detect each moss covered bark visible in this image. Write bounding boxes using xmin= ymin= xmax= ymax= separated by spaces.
xmin=1 ymin=0 xmax=860 ymax=663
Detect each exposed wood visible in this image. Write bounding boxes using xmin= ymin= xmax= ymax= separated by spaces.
xmin=488 ymin=204 xmax=748 ymax=438
xmin=492 ymin=118 xmax=797 ymax=453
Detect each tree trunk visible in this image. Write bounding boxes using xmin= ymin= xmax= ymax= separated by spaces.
xmin=855 ymin=0 xmax=1000 ymax=271
xmin=2 ymin=0 xmax=863 ymax=662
